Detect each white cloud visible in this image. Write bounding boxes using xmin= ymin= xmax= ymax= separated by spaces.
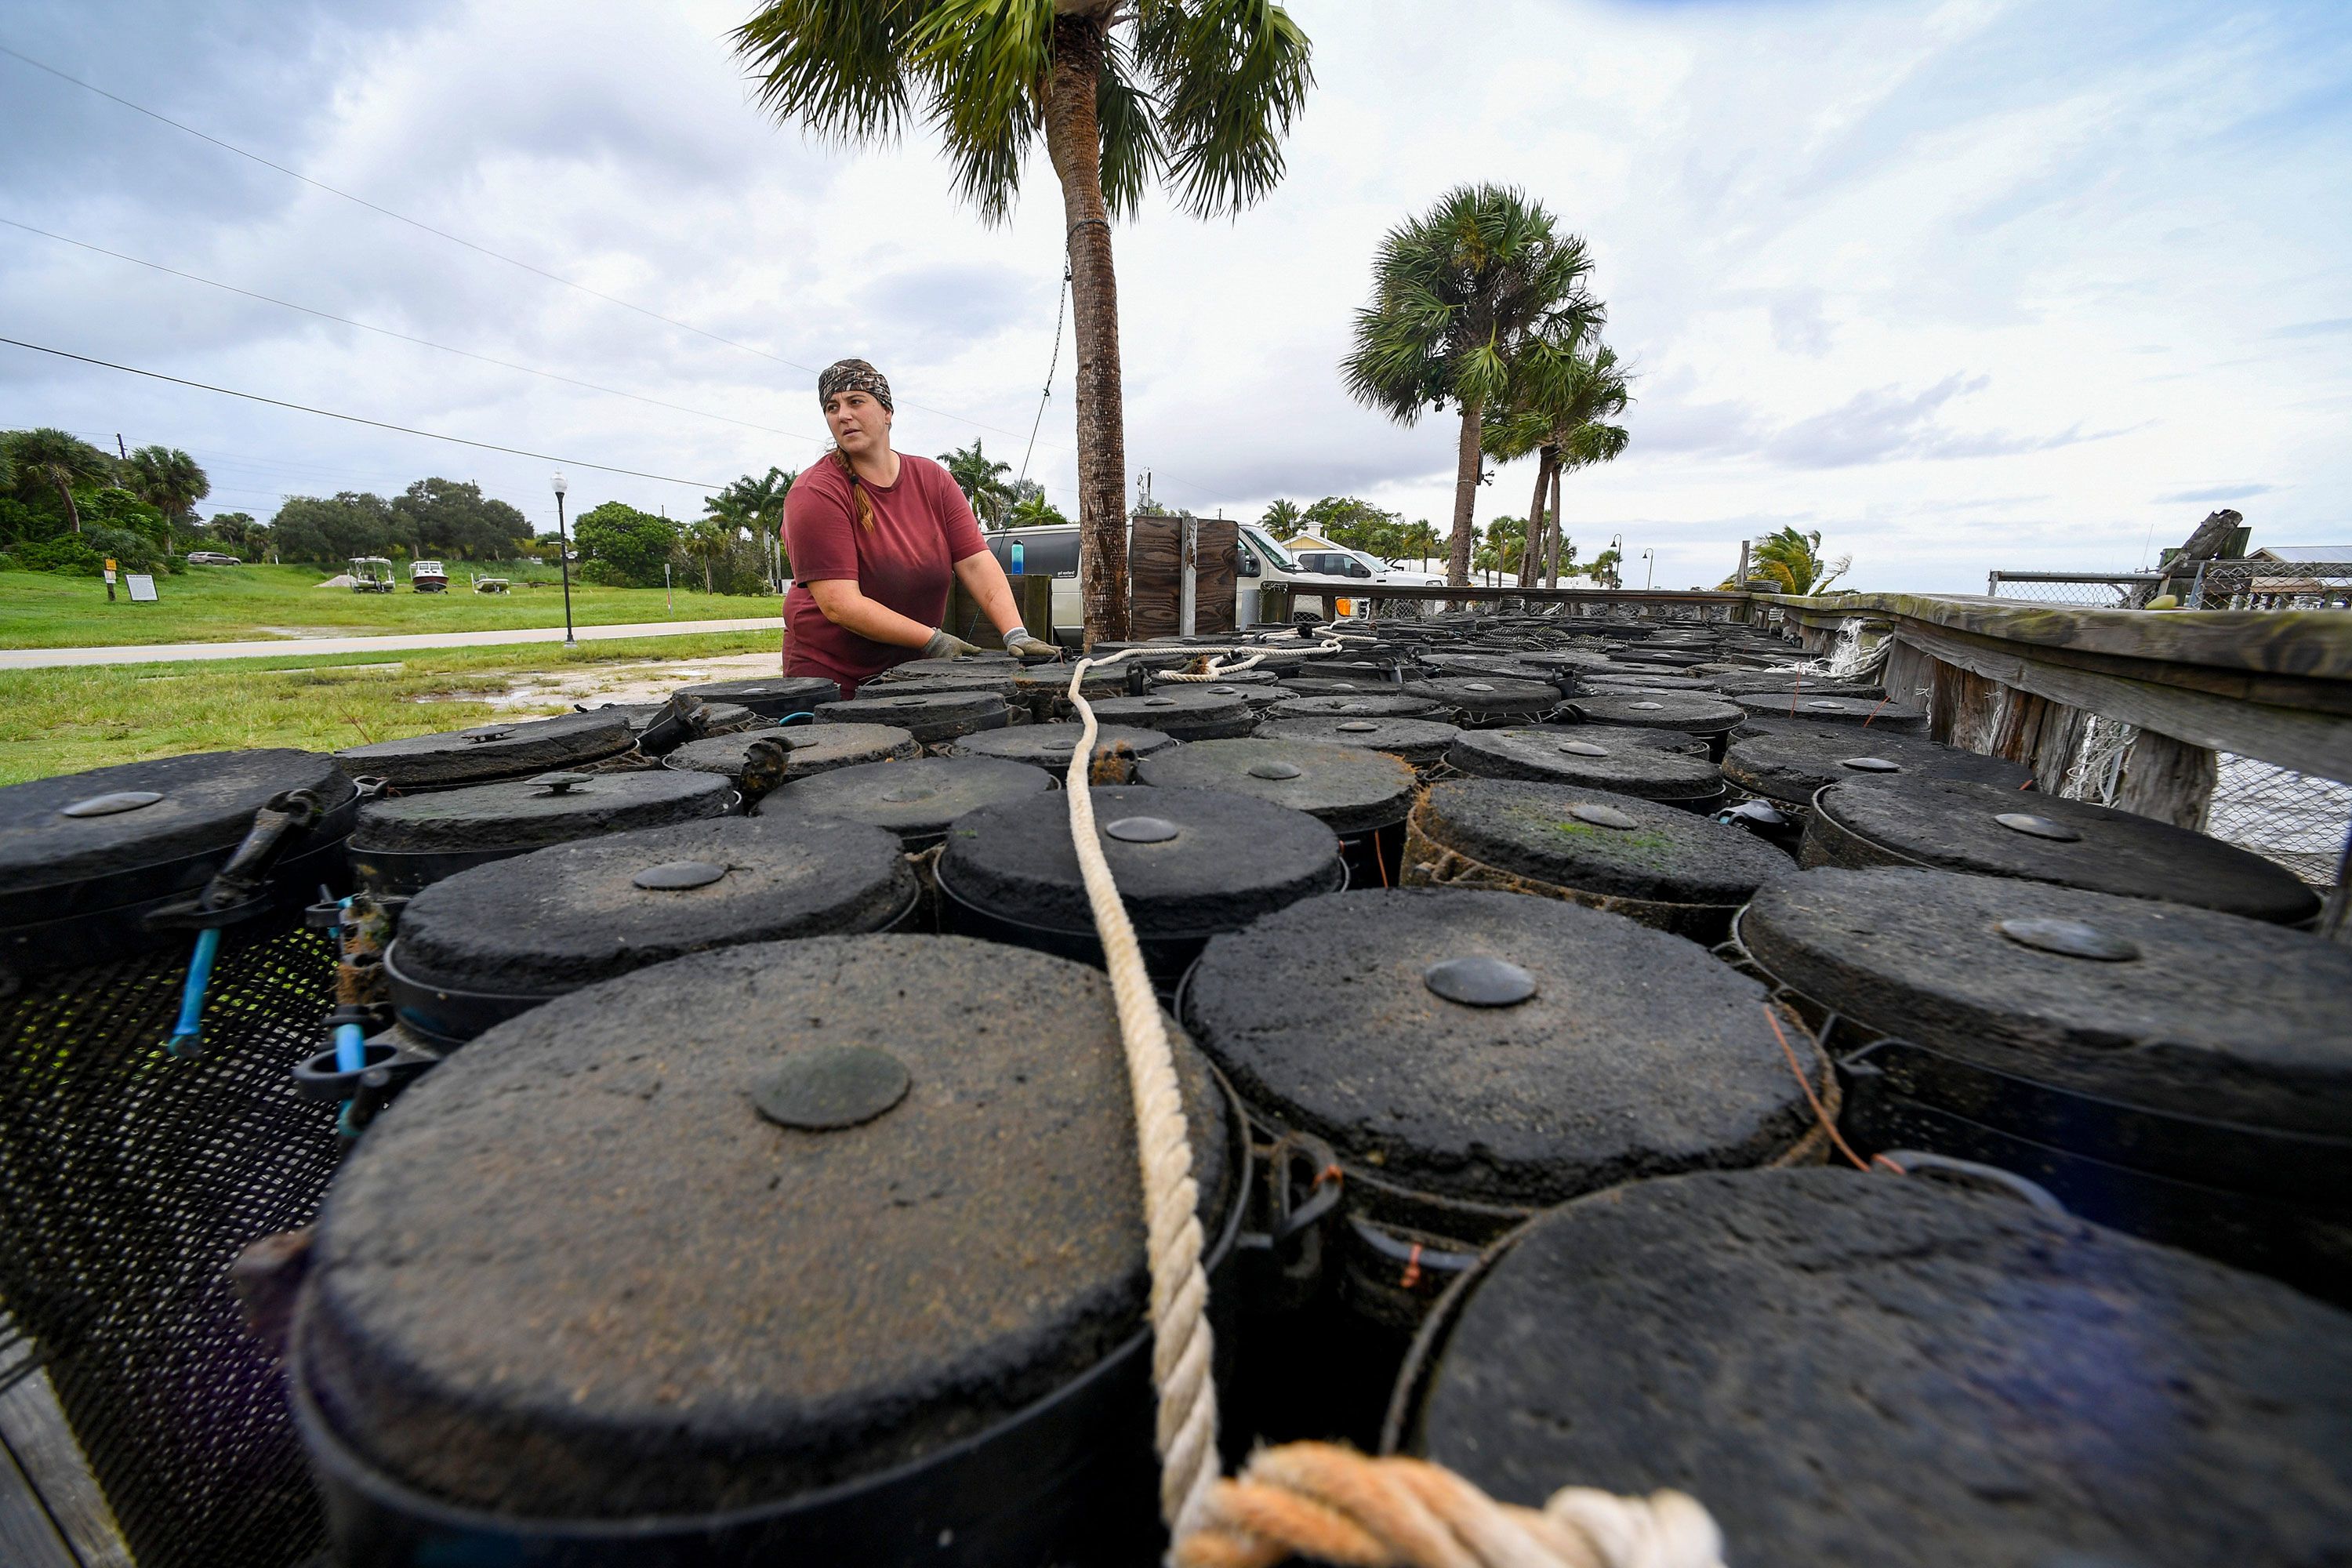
xmin=2 ymin=0 xmax=2347 ymax=589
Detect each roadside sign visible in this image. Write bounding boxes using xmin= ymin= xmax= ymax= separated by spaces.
xmin=126 ymin=574 xmax=158 ymax=603
xmin=104 ymin=567 xmax=118 ymax=583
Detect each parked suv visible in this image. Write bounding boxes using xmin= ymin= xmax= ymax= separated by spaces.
xmin=1285 ymin=541 xmax=1446 ymax=586
xmin=186 ymin=551 xmax=241 ymax=566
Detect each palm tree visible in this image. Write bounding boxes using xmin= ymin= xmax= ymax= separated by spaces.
xmin=1483 ymin=344 xmax=1630 ymax=587
xmin=1259 ymin=498 xmax=1302 ymax=535
xmin=1005 ymin=488 xmax=1069 ymax=528
xmin=709 ymin=466 xmax=794 ymax=535
xmin=1341 ymin=184 xmax=1600 ymax=587
xmin=1728 ymin=527 xmax=1849 ymax=594
xmin=6 ymin=427 xmax=116 ymax=533
xmin=734 ymin=2 xmax=1313 ymax=644
xmin=124 ymin=445 xmax=211 ymax=533
xmin=683 ymin=517 xmax=735 ymax=595
xmin=938 ymin=440 xmax=1014 ymax=528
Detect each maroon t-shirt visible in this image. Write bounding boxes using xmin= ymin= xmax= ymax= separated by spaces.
xmin=782 ymin=453 xmax=987 ymax=696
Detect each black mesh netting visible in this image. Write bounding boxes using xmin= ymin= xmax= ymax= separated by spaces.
xmin=0 ymin=921 xmax=341 ymax=1568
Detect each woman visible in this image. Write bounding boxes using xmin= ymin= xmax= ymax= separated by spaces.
xmin=781 ymin=358 xmax=1057 ymax=698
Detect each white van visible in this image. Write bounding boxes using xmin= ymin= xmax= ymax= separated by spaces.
xmin=1283 ymin=537 xmax=1448 ymax=587
xmin=982 ymin=521 xmax=1372 ymax=643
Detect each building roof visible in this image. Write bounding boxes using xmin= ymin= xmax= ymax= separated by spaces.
xmin=2252 ymin=546 xmax=2352 ymax=562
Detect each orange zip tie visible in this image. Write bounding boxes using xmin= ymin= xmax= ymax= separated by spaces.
xmin=1761 ymin=1002 xmax=1871 ymax=1172
xmin=1861 ymin=693 xmax=1893 ymax=728
xmin=1399 ymin=1243 xmax=1424 ymax=1291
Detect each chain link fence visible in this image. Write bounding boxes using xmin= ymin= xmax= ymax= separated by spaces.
xmin=1995 ymin=570 xmax=2350 ymax=889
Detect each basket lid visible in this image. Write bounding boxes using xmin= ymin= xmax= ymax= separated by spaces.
xmin=1412 ymin=1168 xmax=2352 ymax=1566
xmin=350 ymin=768 xmax=728 ymax=854
xmin=757 ymin=756 xmax=1047 ymax=844
xmin=1267 ymin=693 xmax=1444 ymax=720
xmin=0 ymin=747 xmax=354 ymax=895
xmin=297 ymin=936 xmax=1232 ymax=1518
xmin=671 ymin=675 xmax=843 ymax=718
xmin=816 ymin=690 xmax=1008 ymax=739
xmin=1566 ymin=693 xmax=1744 ymax=734
xmin=939 ymin=786 xmax=1341 ymax=938
xmin=1408 ymin=677 xmax=1563 ymax=713
xmin=1723 ymin=724 xmax=2030 ymax=802
xmin=1448 ymin=728 xmax=1726 ymax=800
xmin=950 ymin=723 xmax=1178 ymax=770
xmin=1733 ymin=692 xmax=1925 ymax=729
xmin=336 ymin=712 xmax=633 ymax=789
xmin=1184 ymin=889 xmax=1808 ymax=1208
xmin=390 ymin=815 xmax=916 ymax=996
xmin=1813 ymin=775 xmax=2321 ymax=924
xmin=1136 ymin=739 xmax=1417 ymax=835
xmin=1417 ymin=779 xmax=1791 ymax=906
xmin=665 ymin=724 xmax=917 ymax=785
xmin=1740 ymin=866 xmax=2352 ymax=1131
xmin=1253 ymin=715 xmax=1461 ymax=766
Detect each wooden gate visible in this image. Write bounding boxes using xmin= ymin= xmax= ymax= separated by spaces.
xmin=1130 ymin=514 xmax=1237 ymax=638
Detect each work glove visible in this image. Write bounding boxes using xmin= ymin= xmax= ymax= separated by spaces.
xmin=921 ymin=628 xmax=984 ymax=659
xmin=1004 ymin=629 xmax=1060 ymax=663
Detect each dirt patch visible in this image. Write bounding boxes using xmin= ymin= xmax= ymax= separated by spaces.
xmin=413 ymin=651 xmax=780 ymax=710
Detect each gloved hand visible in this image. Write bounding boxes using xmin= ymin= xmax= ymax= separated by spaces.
xmin=921 ymin=628 xmax=983 ymax=659
xmin=1004 ymin=629 xmax=1060 ymax=663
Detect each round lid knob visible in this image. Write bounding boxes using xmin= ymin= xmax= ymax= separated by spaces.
xmin=1995 ymin=916 xmax=2142 ymax=962
xmin=1570 ymin=803 xmax=1640 ymax=829
xmin=1247 ymin=761 xmax=1305 ymax=780
xmin=1463 ymin=682 xmax=1494 ymax=691
xmin=630 ymin=859 xmax=729 ymax=891
xmin=1103 ymin=815 xmax=1181 ymax=844
xmin=1208 ymin=685 xmax=1240 ymax=695
xmin=1840 ymin=756 xmax=1900 ymax=772
xmin=1557 ymin=741 xmax=1609 ymax=757
xmin=1994 ymin=811 xmax=2082 ymax=842
xmin=461 ymin=728 xmax=517 ymax=742
xmin=892 ymin=697 xmax=927 ymax=707
xmin=1143 ymin=696 xmax=1178 ymax=707
xmin=879 ymin=785 xmax=938 ymax=803
xmin=1629 ymin=701 xmax=1664 ymax=711
xmin=1422 ymin=955 xmax=1539 ymax=1007
xmin=60 ymin=789 xmax=165 ymax=818
xmin=532 ymin=771 xmax=591 ymax=794
xmin=1338 ymin=703 xmax=1370 ymax=713
xmin=1337 ymin=720 xmax=1379 ymax=732
xmin=1805 ymin=699 xmax=1844 ymax=710
xmin=752 ymin=1044 xmax=911 ymax=1131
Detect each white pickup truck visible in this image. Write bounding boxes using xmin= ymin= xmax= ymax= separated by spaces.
xmin=981 ymin=521 xmax=1374 ymax=644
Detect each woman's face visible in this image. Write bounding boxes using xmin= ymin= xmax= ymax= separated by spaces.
xmin=825 ymin=390 xmax=891 ymax=456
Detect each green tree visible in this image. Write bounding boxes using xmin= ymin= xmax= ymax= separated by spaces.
xmin=681 ymin=517 xmax=736 ymax=594
xmin=1341 ymin=184 xmax=1600 ymax=587
xmin=734 ymin=0 xmax=1314 ymax=644
xmin=1483 ymin=343 xmax=1630 ymax=586
xmin=270 ymin=492 xmax=401 ymax=563
xmin=1725 ymin=527 xmax=1849 ymax=594
xmin=5 ymin=428 xmax=116 ymax=534
xmin=1298 ymin=495 xmax=1405 ymax=557
xmin=573 ymin=501 xmax=680 ymax=587
xmin=1259 ymin=497 xmax=1302 ymax=535
xmin=1474 ymin=515 xmax=1526 ymax=583
xmin=205 ymin=512 xmax=258 ymax=549
xmin=392 ymin=477 xmax=534 ymax=561
xmin=938 ymin=440 xmax=1014 ymax=527
xmin=1005 ymin=488 xmax=1069 ymax=528
xmin=707 ymin=467 xmax=795 ymax=536
xmin=122 ymin=446 xmax=210 ymax=539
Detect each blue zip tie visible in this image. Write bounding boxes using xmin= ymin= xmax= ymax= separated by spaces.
xmin=778 ymin=711 xmax=816 ymax=726
xmin=165 ymin=927 xmax=220 ymax=1057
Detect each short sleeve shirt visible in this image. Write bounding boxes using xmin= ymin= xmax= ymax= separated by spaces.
xmin=782 ymin=454 xmax=987 ymax=695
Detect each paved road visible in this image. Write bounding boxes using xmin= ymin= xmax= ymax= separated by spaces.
xmin=0 ymin=617 xmax=782 ymax=670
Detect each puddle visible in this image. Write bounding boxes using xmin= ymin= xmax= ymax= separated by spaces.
xmin=411 ymin=651 xmax=779 ymax=710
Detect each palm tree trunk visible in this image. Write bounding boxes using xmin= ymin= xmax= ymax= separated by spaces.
xmin=1446 ymin=401 xmax=1481 ymax=589
xmin=1516 ymin=448 xmax=1552 ymax=588
xmin=1548 ymin=458 xmax=1565 ymax=586
xmin=53 ymin=477 xmax=81 ymax=535
xmin=1044 ymin=16 xmax=1127 ymax=646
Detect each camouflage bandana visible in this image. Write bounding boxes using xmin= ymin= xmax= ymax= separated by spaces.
xmin=817 ymin=358 xmax=892 ymax=413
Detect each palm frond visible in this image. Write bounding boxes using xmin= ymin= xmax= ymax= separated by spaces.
xmin=733 ymin=0 xmax=942 ymax=144
xmin=906 ymin=0 xmax=1054 ymax=222
xmin=1137 ymin=0 xmax=1314 ymax=218
xmin=1096 ymin=28 xmax=1165 ymax=219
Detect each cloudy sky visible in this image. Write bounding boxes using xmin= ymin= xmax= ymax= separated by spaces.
xmin=3 ymin=0 xmax=2347 ymax=591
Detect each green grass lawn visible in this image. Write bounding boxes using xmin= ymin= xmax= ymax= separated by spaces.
xmin=0 ymin=563 xmax=777 ymax=648
xmin=0 ymin=630 xmax=778 ymax=786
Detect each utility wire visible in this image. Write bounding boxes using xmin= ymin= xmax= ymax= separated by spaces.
xmin=0 ymin=336 xmax=728 ymax=489
xmin=0 ymin=42 xmax=1068 ymax=453
xmin=0 ymin=216 xmax=837 ymax=450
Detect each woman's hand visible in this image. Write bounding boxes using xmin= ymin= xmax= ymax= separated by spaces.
xmin=1003 ymin=630 xmax=1059 ymax=663
xmin=922 ymin=628 xmax=985 ymax=659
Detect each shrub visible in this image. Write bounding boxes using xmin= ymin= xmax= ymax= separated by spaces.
xmin=18 ymin=535 xmax=104 ymax=575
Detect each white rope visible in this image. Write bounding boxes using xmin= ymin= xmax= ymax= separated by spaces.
xmin=1153 ymin=652 xmax=1269 ymax=684
xmin=1059 ymin=644 xmax=1726 ymax=1568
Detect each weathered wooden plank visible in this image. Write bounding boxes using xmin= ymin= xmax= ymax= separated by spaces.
xmin=1127 ymin=517 xmax=1183 ymax=640
xmin=0 ymin=1436 xmax=78 ymax=1568
xmin=1892 ymin=621 xmax=2352 ymax=781
xmin=2115 ymin=729 xmax=2218 ymax=830
xmin=2031 ymin=701 xmax=2092 ymax=793
xmin=1192 ymin=520 xmax=1239 ymax=635
xmin=1766 ymin=592 xmax=2352 ymax=684
xmin=0 ymin=1368 xmax=132 ymax=1568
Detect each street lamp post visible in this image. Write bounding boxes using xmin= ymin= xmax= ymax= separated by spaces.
xmin=1642 ymin=548 xmax=1656 ymax=590
xmin=551 ymin=470 xmax=576 ymax=649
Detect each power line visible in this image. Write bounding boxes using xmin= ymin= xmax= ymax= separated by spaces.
xmin=1 ymin=336 xmax=728 ymax=489
xmin=0 ymin=42 xmax=1069 ymax=454
xmin=0 ymin=216 xmax=833 ymax=449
